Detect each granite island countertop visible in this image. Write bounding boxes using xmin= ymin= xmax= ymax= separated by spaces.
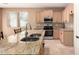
xmin=0 ymin=30 xmax=45 ymax=55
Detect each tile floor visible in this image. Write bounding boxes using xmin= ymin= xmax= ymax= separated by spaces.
xmin=44 ymin=40 xmax=75 ymax=55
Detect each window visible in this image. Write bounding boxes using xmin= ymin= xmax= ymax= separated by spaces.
xmin=8 ymin=12 xmax=17 ymax=28
xmin=8 ymin=12 xmax=29 ymax=28
xmin=19 ymin=12 xmax=29 ymax=28
xmin=8 ymin=11 xmax=29 ymax=43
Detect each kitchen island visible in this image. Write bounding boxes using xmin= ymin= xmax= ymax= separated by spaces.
xmin=0 ymin=30 xmax=45 ymax=55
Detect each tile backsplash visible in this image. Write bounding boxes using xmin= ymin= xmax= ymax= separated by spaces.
xmin=65 ymin=23 xmax=73 ymax=29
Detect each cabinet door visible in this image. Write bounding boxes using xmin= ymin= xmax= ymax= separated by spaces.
xmin=68 ymin=4 xmax=74 ymax=14
xmin=59 ymin=31 xmax=63 ymax=43
xmin=36 ymin=11 xmax=40 ymax=23
xmin=53 ymin=11 xmax=62 ymax=22
xmin=40 ymin=10 xmax=53 ymax=22
xmin=53 ymin=30 xmax=59 ymax=39
xmin=63 ymin=31 xmax=73 ymax=46
xmin=69 ymin=4 xmax=74 ymax=23
xmin=62 ymin=4 xmax=74 ymax=23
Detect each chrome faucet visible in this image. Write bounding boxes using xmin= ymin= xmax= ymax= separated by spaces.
xmin=25 ymin=23 xmax=32 ymax=37
xmin=26 ymin=23 xmax=32 ymax=30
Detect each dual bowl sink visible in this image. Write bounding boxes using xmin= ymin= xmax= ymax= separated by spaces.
xmin=21 ymin=33 xmax=41 ymax=42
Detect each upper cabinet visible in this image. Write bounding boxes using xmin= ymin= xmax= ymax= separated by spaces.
xmin=38 ymin=8 xmax=63 ymax=22
xmin=62 ymin=4 xmax=74 ymax=23
xmin=40 ymin=9 xmax=53 ymax=22
xmin=67 ymin=4 xmax=74 ymax=14
xmin=53 ymin=9 xmax=63 ymax=22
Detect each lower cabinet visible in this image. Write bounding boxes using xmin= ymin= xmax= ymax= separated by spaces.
xmin=53 ymin=29 xmax=59 ymax=39
xmin=59 ymin=30 xmax=63 ymax=43
xmin=59 ymin=30 xmax=73 ymax=46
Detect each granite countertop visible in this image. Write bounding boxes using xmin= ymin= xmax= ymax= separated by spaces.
xmin=60 ymin=28 xmax=73 ymax=32
xmin=0 ymin=30 xmax=45 ymax=55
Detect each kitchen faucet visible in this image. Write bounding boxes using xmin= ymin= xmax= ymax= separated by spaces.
xmin=26 ymin=23 xmax=32 ymax=30
xmin=25 ymin=23 xmax=32 ymax=37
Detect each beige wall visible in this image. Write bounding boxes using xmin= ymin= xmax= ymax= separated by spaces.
xmin=0 ymin=8 xmax=2 ymax=32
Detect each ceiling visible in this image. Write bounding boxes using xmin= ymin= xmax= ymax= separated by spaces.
xmin=0 ymin=3 xmax=69 ymax=8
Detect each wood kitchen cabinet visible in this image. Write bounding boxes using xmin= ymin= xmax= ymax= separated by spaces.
xmin=53 ymin=29 xmax=60 ymax=39
xmin=53 ymin=9 xmax=63 ymax=22
xmin=39 ymin=8 xmax=63 ymax=22
xmin=59 ymin=30 xmax=73 ymax=46
xmin=36 ymin=11 xmax=40 ymax=23
xmin=59 ymin=30 xmax=63 ymax=43
xmin=40 ymin=9 xmax=53 ymax=22
xmin=62 ymin=4 xmax=74 ymax=23
xmin=50 ymin=9 xmax=63 ymax=39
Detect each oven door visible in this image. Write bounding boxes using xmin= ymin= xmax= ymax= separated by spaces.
xmin=44 ymin=30 xmax=53 ymax=36
xmin=44 ymin=26 xmax=53 ymax=30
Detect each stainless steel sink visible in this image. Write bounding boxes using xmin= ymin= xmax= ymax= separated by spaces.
xmin=29 ymin=33 xmax=41 ymax=38
xmin=21 ymin=33 xmax=41 ymax=42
